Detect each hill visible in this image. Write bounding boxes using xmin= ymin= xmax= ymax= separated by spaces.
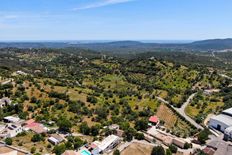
xmin=1 ymin=38 xmax=232 ymax=52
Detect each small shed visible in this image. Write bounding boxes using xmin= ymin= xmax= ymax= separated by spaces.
xmin=149 ymin=116 xmax=159 ymax=125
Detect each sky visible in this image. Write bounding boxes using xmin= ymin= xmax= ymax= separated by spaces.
xmin=0 ymin=0 xmax=232 ymax=41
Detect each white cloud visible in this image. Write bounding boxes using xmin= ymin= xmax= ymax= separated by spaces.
xmin=2 ymin=15 xmax=18 ymax=19
xmin=73 ymin=0 xmax=135 ymax=10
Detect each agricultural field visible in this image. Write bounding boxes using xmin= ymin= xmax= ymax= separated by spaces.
xmin=156 ymin=104 xmax=194 ymax=137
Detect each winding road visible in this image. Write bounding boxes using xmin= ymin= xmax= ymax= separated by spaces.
xmin=156 ymin=93 xmax=204 ymax=130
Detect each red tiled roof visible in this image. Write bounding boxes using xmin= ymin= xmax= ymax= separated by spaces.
xmin=25 ymin=122 xmax=47 ymax=134
xmin=149 ymin=116 xmax=159 ymax=123
xmin=25 ymin=119 xmax=35 ymax=125
xmin=25 ymin=122 xmax=40 ymax=128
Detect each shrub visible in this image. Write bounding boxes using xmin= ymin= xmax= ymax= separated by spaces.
xmin=5 ymin=138 xmax=12 ymax=145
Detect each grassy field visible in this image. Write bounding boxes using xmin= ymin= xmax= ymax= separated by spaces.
xmin=185 ymin=92 xmax=224 ymax=123
xmin=12 ymin=132 xmax=51 ymax=154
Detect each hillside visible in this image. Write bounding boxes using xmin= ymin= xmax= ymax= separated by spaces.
xmin=1 ymin=38 xmax=232 ymax=52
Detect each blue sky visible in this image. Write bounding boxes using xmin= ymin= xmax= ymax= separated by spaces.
xmin=0 ymin=0 xmax=231 ymax=41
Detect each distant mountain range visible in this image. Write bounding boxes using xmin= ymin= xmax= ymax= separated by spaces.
xmin=1 ymin=38 xmax=232 ymax=52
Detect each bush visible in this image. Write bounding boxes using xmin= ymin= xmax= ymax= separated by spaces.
xmin=169 ymin=144 xmax=177 ymax=153
xmin=5 ymin=138 xmax=12 ymax=145
xmin=151 ymin=146 xmax=165 ymax=155
xmin=135 ymin=132 xmax=145 ymax=140
xmin=53 ymin=144 xmax=66 ymax=155
xmin=113 ymin=149 xmax=120 ymax=155
xmin=57 ymin=117 xmax=72 ymax=132
xmin=31 ymin=134 xmax=44 ymax=142
xmin=79 ymin=122 xmax=90 ymax=135
xmin=31 ymin=147 xmax=36 ymax=153
xmin=197 ymin=129 xmax=210 ymax=144
xmin=184 ymin=142 xmax=192 ymax=149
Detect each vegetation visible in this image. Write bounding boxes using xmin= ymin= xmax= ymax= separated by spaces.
xmin=0 ymin=47 xmax=232 ymax=154
xmin=197 ymin=129 xmax=211 ymax=144
xmin=5 ymin=137 xmax=12 ymax=145
xmin=151 ymin=146 xmax=165 ymax=155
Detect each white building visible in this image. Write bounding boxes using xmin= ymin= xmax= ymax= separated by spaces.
xmin=224 ymin=126 xmax=232 ymax=141
xmin=209 ymin=108 xmax=232 ymax=132
xmin=97 ymin=135 xmax=120 ymax=153
xmin=0 ymin=124 xmax=23 ymax=138
xmin=3 ymin=116 xmax=20 ymax=123
xmin=48 ymin=134 xmax=64 ymax=145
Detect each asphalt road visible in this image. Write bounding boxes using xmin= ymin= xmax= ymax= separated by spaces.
xmin=156 ymin=94 xmax=204 ymax=130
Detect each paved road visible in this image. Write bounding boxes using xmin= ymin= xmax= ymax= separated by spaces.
xmin=156 ymin=94 xmax=204 ymax=130
xmin=174 ymin=93 xmax=204 ymax=130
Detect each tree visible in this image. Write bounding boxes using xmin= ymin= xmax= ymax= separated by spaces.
xmin=53 ymin=144 xmax=66 ymax=155
xmin=31 ymin=134 xmax=44 ymax=142
xmin=90 ymin=125 xmax=100 ymax=136
xmin=165 ymin=149 xmax=172 ymax=155
xmin=151 ymin=146 xmax=165 ymax=155
xmin=184 ymin=142 xmax=192 ymax=149
xmin=123 ymin=127 xmax=135 ymax=141
xmin=79 ymin=122 xmax=90 ymax=135
xmin=197 ymin=129 xmax=210 ymax=144
xmin=135 ymin=119 xmax=148 ymax=131
xmin=113 ymin=149 xmax=120 ymax=155
xmin=5 ymin=137 xmax=12 ymax=145
xmin=169 ymin=144 xmax=177 ymax=153
xmin=57 ymin=117 xmax=72 ymax=132
xmin=31 ymin=147 xmax=36 ymax=153
xmin=135 ymin=132 xmax=145 ymax=140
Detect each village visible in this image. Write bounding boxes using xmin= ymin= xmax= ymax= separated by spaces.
xmin=1 ymin=53 xmax=232 ymax=155
xmin=1 ymin=92 xmax=232 ymax=155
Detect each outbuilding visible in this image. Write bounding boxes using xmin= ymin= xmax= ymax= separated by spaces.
xmin=209 ymin=108 xmax=232 ymax=132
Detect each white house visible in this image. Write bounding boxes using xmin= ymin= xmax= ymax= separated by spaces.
xmin=0 ymin=124 xmax=23 ymax=138
xmin=97 ymin=135 xmax=120 ymax=153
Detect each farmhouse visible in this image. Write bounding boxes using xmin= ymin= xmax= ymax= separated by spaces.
xmin=23 ymin=119 xmax=48 ymax=134
xmin=209 ymin=108 xmax=232 ymax=132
